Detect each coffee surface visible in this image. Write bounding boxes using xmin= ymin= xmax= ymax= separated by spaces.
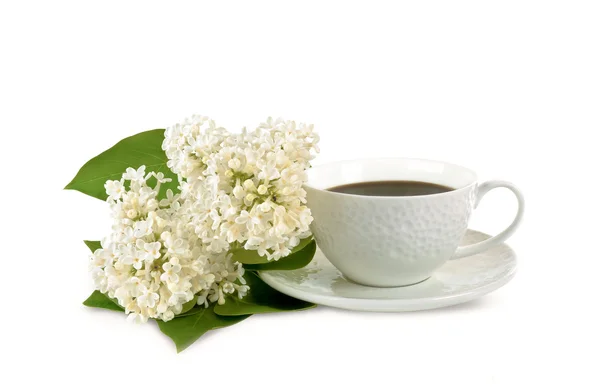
xmin=327 ymin=180 xmax=453 ymax=197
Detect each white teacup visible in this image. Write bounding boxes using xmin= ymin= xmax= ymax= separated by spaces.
xmin=304 ymin=158 xmax=524 ymax=287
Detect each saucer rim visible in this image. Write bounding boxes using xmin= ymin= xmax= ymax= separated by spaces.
xmin=258 ymin=229 xmax=517 ymax=312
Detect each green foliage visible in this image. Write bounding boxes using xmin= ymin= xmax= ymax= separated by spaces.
xmin=64 ymin=129 xmax=178 ymax=200
xmin=232 ymin=237 xmax=314 ymax=265
xmin=157 ymin=306 xmax=250 ymax=353
xmin=83 ymin=240 xmax=101 ymax=252
xmin=179 ymin=297 xmax=197 ymax=315
xmin=214 ymin=271 xmax=315 ymax=316
xmin=83 ymin=291 xmax=123 ymax=312
xmin=243 ymin=240 xmax=316 ymax=271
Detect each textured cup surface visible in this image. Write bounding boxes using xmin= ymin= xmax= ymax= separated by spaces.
xmin=305 ymin=158 xmax=478 ymax=287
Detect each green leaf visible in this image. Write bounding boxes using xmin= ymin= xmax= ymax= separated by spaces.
xmin=175 ymin=305 xmax=206 ymax=318
xmin=232 ymin=237 xmax=314 ymax=265
xmin=84 ymin=240 xmax=101 ymax=252
xmin=244 ymin=240 xmax=316 ymax=271
xmin=64 ymin=129 xmax=178 ymax=200
xmin=179 ymin=297 xmax=197 ymax=315
xmin=83 ymin=290 xmax=124 ymax=312
xmin=157 ymin=305 xmax=250 ymax=352
xmin=213 ymin=271 xmax=315 ymax=316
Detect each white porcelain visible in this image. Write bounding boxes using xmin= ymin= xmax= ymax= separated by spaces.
xmin=259 ymin=230 xmax=516 ymax=312
xmin=304 ymin=158 xmax=524 ymax=287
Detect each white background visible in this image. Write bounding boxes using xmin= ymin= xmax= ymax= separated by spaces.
xmin=1 ymin=1 xmax=598 ymax=386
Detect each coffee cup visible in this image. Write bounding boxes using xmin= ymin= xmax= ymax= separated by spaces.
xmin=304 ymin=158 xmax=524 ymax=287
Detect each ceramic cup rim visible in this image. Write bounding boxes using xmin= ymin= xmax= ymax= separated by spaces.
xmin=304 ymin=157 xmax=478 ymax=200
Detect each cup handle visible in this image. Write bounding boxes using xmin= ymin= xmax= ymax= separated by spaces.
xmin=451 ymin=180 xmax=524 ymax=259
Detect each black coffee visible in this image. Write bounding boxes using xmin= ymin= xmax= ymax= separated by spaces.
xmin=327 ymin=180 xmax=453 ymax=197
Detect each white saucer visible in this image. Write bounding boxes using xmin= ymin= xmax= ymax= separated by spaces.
xmin=259 ymin=230 xmax=516 ymax=312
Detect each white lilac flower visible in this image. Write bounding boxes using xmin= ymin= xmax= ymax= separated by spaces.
xmin=90 ymin=167 xmax=246 ymax=323
xmin=162 ymin=115 xmax=229 ymax=180
xmin=163 ymin=115 xmax=320 ymax=261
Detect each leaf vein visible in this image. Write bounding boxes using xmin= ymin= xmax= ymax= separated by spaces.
xmin=128 ymin=149 xmax=167 ymax=163
xmin=191 ymin=309 xmax=207 ymax=329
